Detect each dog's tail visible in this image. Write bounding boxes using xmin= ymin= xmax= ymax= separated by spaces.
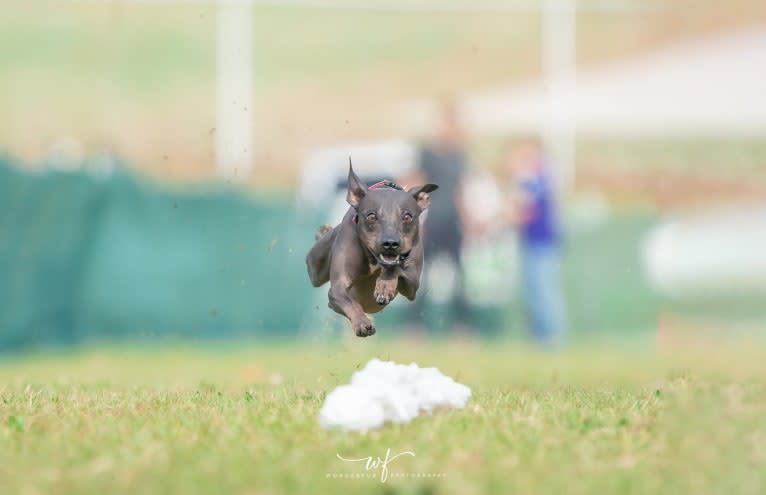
xmin=315 ymin=224 xmax=333 ymax=241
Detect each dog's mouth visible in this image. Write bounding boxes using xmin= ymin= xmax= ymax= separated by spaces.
xmin=377 ymin=251 xmax=410 ymax=267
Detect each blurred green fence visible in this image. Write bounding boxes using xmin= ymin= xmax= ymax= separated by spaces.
xmin=1 ymin=153 xmax=669 ymax=351
xmin=0 ymin=154 xmax=320 ymax=351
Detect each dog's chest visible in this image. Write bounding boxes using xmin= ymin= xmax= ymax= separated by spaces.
xmin=367 ymin=260 xmax=382 ymax=275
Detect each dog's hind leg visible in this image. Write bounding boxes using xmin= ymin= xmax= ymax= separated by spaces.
xmin=306 ymin=226 xmax=336 ymax=287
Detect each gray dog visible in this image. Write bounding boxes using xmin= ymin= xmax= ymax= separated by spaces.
xmin=306 ymin=164 xmax=438 ymax=337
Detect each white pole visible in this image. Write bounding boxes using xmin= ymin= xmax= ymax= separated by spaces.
xmin=215 ymin=0 xmax=254 ymax=181
xmin=542 ymin=0 xmax=576 ymax=192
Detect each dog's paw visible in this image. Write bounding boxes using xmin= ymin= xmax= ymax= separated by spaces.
xmin=315 ymin=224 xmax=333 ymax=241
xmin=374 ymin=277 xmax=398 ymax=306
xmin=352 ymin=317 xmax=376 ymax=337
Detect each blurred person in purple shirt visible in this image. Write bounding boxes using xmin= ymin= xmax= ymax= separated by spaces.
xmin=504 ymin=137 xmax=567 ymax=347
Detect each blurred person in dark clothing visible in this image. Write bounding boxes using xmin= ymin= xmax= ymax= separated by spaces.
xmin=504 ymin=137 xmax=566 ymax=347
xmin=404 ymin=100 xmax=472 ymax=332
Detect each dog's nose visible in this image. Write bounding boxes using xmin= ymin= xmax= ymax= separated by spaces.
xmin=381 ymin=239 xmax=400 ymax=252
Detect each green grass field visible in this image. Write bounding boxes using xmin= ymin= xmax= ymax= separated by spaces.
xmin=2 ymin=340 xmax=765 ymax=495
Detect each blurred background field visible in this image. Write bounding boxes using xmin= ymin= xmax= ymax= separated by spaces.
xmin=3 ymin=1 xmax=766 ymax=183
xmin=1 ymin=0 xmax=766 ymax=350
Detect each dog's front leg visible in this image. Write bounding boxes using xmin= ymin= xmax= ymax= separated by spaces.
xmin=328 ymin=279 xmax=376 ymax=337
xmin=395 ymin=259 xmax=422 ymax=301
xmin=374 ymin=267 xmax=400 ymax=306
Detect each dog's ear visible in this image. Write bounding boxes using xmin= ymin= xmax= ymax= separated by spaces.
xmin=410 ymin=184 xmax=439 ymax=209
xmin=346 ymin=159 xmax=367 ymax=209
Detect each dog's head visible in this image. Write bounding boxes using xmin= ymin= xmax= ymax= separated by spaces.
xmin=346 ymin=163 xmax=438 ymax=267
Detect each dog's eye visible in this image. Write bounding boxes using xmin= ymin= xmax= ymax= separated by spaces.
xmin=403 ymin=213 xmax=413 ymax=223
xmin=366 ymin=213 xmax=378 ymax=223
